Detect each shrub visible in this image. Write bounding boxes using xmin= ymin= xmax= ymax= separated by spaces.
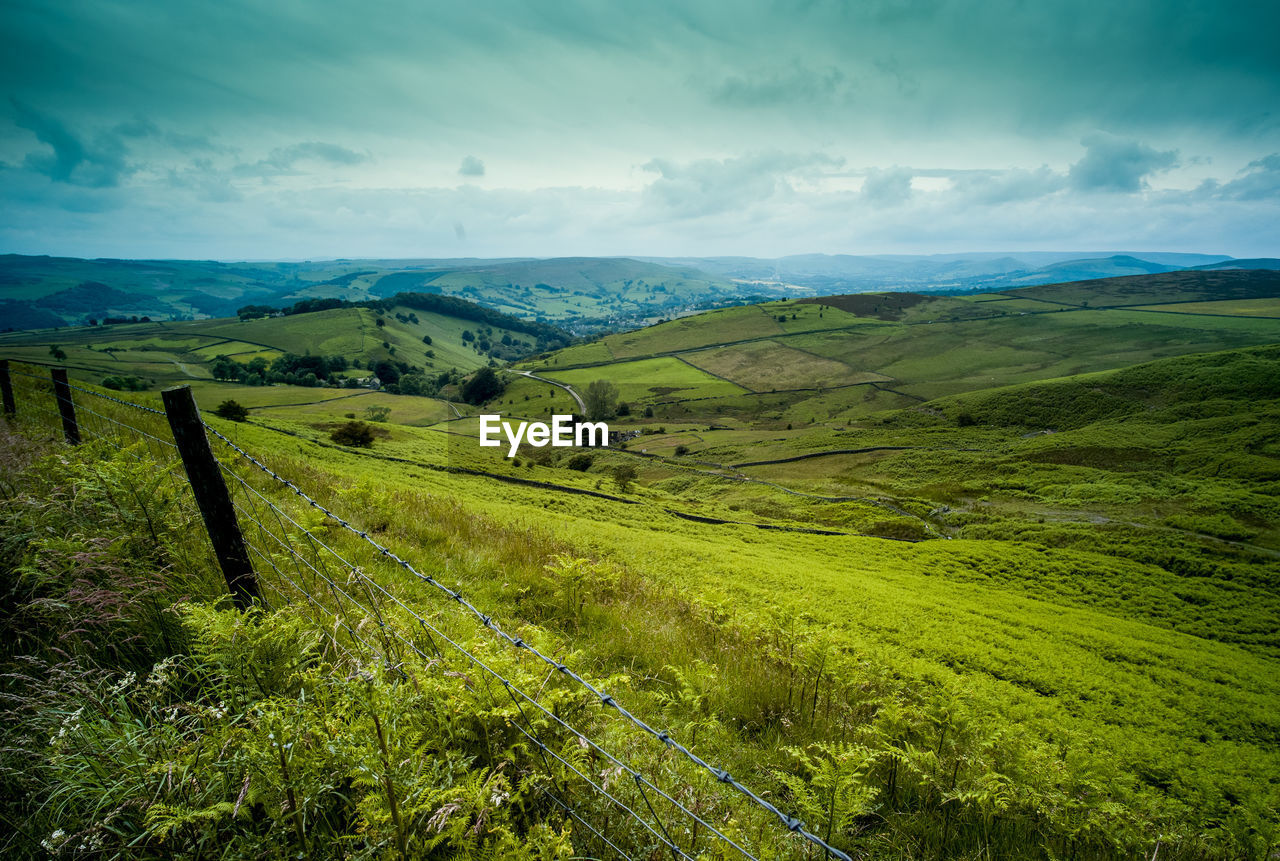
xmin=611 ymin=463 xmax=638 ymax=492
xmin=214 ymin=399 xmax=249 ymax=422
xmin=565 ymin=453 xmax=594 ymax=471
xmin=102 ymin=375 xmax=147 ymax=392
xmin=330 ymin=421 xmax=375 ymax=447
xmin=364 ymin=405 xmax=391 ymax=422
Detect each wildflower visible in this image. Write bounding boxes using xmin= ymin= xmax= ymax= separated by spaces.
xmin=146 ymin=656 xmax=178 ymax=688
xmin=41 ymin=829 xmax=67 ymax=851
xmin=108 ymin=672 xmax=136 ymax=695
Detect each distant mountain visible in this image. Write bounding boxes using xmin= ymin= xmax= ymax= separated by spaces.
xmin=2 ymin=251 xmax=1269 ymax=333
xmin=1001 ymin=254 xmax=1178 ymax=285
xmin=639 ymin=251 xmax=1236 ymax=293
xmin=1192 ymin=258 xmax=1280 ymax=271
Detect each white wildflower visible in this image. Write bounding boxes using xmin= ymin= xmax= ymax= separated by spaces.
xmin=41 ymin=829 xmax=67 ymax=851
xmin=108 ymin=672 xmax=136 ymax=695
xmin=146 ymin=656 xmax=179 ymax=687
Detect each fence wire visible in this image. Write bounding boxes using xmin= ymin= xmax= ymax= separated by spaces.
xmin=2 ymin=363 xmax=851 ymax=861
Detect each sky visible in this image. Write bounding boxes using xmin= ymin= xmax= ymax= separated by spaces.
xmin=1 ymin=0 xmax=1278 ymax=260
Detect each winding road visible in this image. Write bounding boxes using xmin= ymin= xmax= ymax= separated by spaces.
xmin=506 ymin=369 xmax=586 ymax=412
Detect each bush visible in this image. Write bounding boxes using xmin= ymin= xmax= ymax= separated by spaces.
xmin=565 ymin=453 xmax=594 ymax=471
xmin=330 ymin=421 xmax=375 ymax=447
xmin=674 ymin=445 xmax=689 ymax=456
xmin=102 ymin=375 xmax=147 ymax=392
xmin=364 ymin=405 xmax=391 ymax=422
xmin=214 ymin=400 xmax=249 ymax=422
xmin=460 ymin=367 xmax=504 ymax=405
xmin=611 ymin=463 xmax=638 ymax=492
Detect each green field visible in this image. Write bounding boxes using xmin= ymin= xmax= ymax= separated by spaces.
xmin=542 ymin=355 xmax=750 ymax=403
xmin=4 ymin=268 xmax=1280 ymax=859
xmin=1128 ymin=297 xmax=1280 ymax=317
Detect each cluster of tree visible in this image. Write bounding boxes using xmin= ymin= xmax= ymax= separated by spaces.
xmin=101 ymin=375 xmax=148 ymax=392
xmin=210 ymin=353 xmax=349 ymax=387
xmin=101 ymin=315 xmax=153 ymax=325
xmin=235 ymin=304 xmax=278 ymax=321
xmin=460 ymin=366 xmax=506 ymax=405
xmin=381 ymin=366 xmax=461 ymax=397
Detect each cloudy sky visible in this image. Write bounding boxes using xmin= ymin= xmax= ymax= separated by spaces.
xmin=2 ymin=0 xmax=1278 ymax=259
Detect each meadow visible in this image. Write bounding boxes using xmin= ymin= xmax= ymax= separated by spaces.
xmin=2 ymin=268 xmax=1279 ymax=858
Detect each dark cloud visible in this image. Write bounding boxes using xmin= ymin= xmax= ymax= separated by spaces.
xmin=10 ymin=100 xmax=133 ymax=187
xmin=1068 ymin=133 xmax=1178 ymax=193
xmin=459 ymin=155 xmax=485 ymax=177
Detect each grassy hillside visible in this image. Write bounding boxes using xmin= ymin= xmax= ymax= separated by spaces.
xmin=518 ymin=271 xmax=1280 ymax=426
xmin=3 ymin=266 xmax=1279 ymax=858
xmin=0 ymin=296 xmax=555 ymax=399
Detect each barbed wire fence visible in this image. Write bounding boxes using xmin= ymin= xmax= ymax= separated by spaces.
xmin=0 ymin=360 xmax=853 ymax=861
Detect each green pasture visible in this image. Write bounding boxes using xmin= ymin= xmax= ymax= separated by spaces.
xmin=683 ymin=339 xmax=883 ymax=391
xmin=543 ymin=356 xmax=749 ymax=403
xmin=1128 ymin=297 xmax=1280 ymax=317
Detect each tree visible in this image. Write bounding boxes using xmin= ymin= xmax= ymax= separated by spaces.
xmin=584 ymin=380 xmax=619 ymax=421
xmin=565 ymin=453 xmax=594 ymax=471
xmin=372 ymin=360 xmax=401 ymax=385
xmin=461 ymin=366 xmax=504 ymax=405
xmin=364 ymin=405 xmax=391 ymax=422
xmin=330 ymin=421 xmax=375 ymax=447
xmin=211 ymin=356 xmax=241 ymax=381
xmin=397 ymin=372 xmax=433 ymax=396
xmin=611 ymin=463 xmax=638 ymax=493
xmin=214 ymin=400 xmax=249 ymax=422
xmin=48 ymin=345 xmax=67 ymax=361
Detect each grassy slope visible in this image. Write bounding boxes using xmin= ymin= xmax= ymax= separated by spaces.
xmin=5 ymin=269 xmax=1280 ymax=854
xmin=192 ymin=379 xmax=1279 ymax=849
xmin=515 ymin=274 xmax=1280 ymax=423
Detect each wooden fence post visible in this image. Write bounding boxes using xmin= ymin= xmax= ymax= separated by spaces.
xmin=162 ymin=385 xmax=260 ymax=610
xmin=51 ymin=368 xmax=80 ymax=445
xmin=0 ymin=360 xmax=14 ymax=418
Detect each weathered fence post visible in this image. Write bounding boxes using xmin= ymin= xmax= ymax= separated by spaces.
xmin=0 ymin=360 xmax=15 ymax=418
xmin=51 ymin=368 xmax=80 ymax=445
xmin=162 ymin=385 xmax=260 ymax=610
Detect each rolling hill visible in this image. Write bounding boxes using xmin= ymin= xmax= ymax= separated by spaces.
xmin=4 ymin=263 xmax=1280 ymax=858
